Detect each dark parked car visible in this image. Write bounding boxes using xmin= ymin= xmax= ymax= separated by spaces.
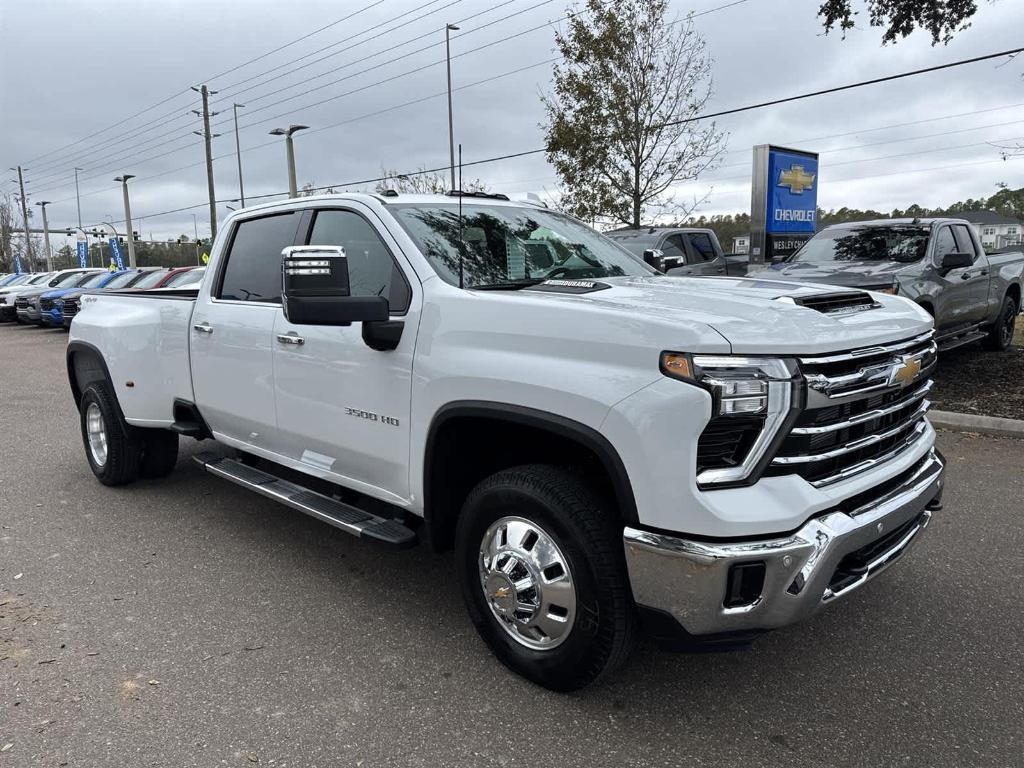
xmin=605 ymin=226 xmax=749 ymax=276
xmin=757 ymin=218 xmax=1023 ymax=351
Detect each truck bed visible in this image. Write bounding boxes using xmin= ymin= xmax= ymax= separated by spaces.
xmin=68 ymin=290 xmax=198 ymax=427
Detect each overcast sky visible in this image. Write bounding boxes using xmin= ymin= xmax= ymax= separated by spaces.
xmin=1 ymin=0 xmax=1022 ymax=248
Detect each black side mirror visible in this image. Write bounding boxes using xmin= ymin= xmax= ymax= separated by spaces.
xmin=939 ymin=251 xmax=973 ymax=273
xmin=281 ymin=245 xmax=388 ymax=326
xmin=642 ymin=248 xmax=666 ymax=272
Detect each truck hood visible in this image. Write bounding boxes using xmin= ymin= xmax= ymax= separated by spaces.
xmin=514 ymin=275 xmax=932 ymax=354
xmin=752 ymin=259 xmax=910 ymax=289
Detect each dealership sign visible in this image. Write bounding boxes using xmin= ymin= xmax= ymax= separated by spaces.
xmin=748 ymin=145 xmax=819 ymax=264
xmin=108 ymin=238 xmax=124 ymax=270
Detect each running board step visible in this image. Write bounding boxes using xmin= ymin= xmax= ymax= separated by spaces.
xmin=192 ymin=452 xmax=417 ymax=549
xmin=937 ymin=329 xmax=988 ymax=352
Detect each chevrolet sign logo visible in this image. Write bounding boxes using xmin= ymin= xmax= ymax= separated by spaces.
xmin=888 ymin=355 xmax=922 ymax=387
xmin=778 ymin=164 xmax=816 ymax=194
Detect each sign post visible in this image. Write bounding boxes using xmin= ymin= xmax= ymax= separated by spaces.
xmin=749 ymin=144 xmax=819 ymax=266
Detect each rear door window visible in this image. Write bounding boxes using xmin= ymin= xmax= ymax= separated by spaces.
xmin=218 ymin=213 xmax=300 ymax=303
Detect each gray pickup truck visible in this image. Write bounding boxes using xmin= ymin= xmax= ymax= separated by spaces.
xmin=757 ymin=218 xmax=1023 ymax=351
xmin=605 ymin=226 xmax=749 ymax=277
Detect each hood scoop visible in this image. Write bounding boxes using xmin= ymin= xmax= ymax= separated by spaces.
xmin=778 ymin=291 xmax=881 ymax=315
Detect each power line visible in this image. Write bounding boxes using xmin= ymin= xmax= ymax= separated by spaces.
xmin=27 ymin=0 xmax=551 ymax=190
xmin=22 ymin=1 xmax=390 ymax=175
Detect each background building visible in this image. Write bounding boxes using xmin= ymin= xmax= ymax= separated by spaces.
xmin=958 ymin=210 xmax=1022 ymax=249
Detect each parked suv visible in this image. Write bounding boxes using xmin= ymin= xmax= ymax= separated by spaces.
xmin=16 ymin=269 xmax=103 ymax=324
xmin=68 ymin=193 xmax=943 ymax=691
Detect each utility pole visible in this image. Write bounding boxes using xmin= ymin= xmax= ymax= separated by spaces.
xmin=446 ymin=24 xmax=460 ymax=192
xmin=233 ymin=103 xmax=246 ymax=207
xmin=192 ymin=85 xmax=219 ymax=240
xmin=192 ymin=213 xmax=201 ymax=264
xmin=35 ymin=201 xmax=54 ymax=271
xmin=73 ymin=167 xmax=83 ymax=228
xmin=12 ymin=166 xmax=34 ymax=268
xmin=114 ymin=175 xmax=137 ymax=267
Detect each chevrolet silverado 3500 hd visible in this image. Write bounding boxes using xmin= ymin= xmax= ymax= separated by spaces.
xmin=67 ymin=192 xmax=945 ymax=691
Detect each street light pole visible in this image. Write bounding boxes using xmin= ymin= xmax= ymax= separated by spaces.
xmin=73 ymin=167 xmax=83 ymax=228
xmin=268 ymin=125 xmax=309 ymax=198
xmin=192 ymin=213 xmax=201 ymax=265
xmin=446 ymin=24 xmax=460 ymax=192
xmin=233 ymin=103 xmax=246 ymax=207
xmin=35 ymin=201 xmax=54 ymax=271
xmin=114 ymin=175 xmax=137 ymax=267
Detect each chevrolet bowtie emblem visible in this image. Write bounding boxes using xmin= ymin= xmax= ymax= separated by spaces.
xmin=778 ymin=164 xmax=816 ymax=194
xmin=492 ymin=587 xmax=511 ymax=600
xmin=889 ymin=355 xmax=922 ymax=386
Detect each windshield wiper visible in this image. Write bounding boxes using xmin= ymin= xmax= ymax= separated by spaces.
xmin=469 ymin=278 xmax=546 ymax=290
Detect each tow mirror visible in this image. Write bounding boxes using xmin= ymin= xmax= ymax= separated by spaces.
xmin=642 ymin=248 xmax=666 ymax=272
xmin=281 ymin=245 xmax=389 ymax=326
xmin=939 ymin=251 xmax=973 ymax=274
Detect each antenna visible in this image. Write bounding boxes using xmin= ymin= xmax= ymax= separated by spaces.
xmin=458 ymin=143 xmax=464 ymax=289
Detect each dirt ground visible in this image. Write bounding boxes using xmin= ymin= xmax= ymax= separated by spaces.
xmin=930 ymin=321 xmax=1024 ymax=420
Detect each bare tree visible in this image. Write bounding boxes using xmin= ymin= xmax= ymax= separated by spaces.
xmin=543 ymin=0 xmax=726 ymax=228
xmin=374 ymin=166 xmax=489 ymax=195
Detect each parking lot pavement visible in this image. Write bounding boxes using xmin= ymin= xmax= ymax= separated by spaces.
xmin=1 ymin=324 xmax=1022 ymax=768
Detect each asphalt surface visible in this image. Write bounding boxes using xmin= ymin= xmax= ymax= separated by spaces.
xmin=2 ymin=322 xmax=1023 ymax=768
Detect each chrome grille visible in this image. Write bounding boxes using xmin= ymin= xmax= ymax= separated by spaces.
xmin=14 ymin=297 xmax=29 ymax=310
xmin=768 ymin=332 xmax=935 ymax=486
xmin=39 ymin=298 xmax=54 ymax=311
xmin=62 ymin=298 xmax=79 ymax=317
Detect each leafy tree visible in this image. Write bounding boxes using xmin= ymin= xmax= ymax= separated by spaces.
xmin=543 ymin=0 xmax=726 ymax=228
xmin=818 ymin=0 xmax=980 ymax=45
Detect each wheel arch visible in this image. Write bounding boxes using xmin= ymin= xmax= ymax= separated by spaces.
xmin=423 ymin=401 xmax=639 ymax=552
xmin=67 ymin=340 xmax=116 ymax=409
xmin=1006 ymin=282 xmax=1021 ymax=312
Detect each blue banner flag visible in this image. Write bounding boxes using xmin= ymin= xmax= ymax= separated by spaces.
xmin=13 ymin=253 xmax=23 ymax=274
xmin=76 ymin=239 xmax=88 ymax=268
xmin=108 ymin=238 xmax=124 ymax=270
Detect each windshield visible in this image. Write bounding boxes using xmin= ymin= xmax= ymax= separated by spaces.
xmin=163 ymin=268 xmax=205 ymax=288
xmin=1 ymin=274 xmax=31 ymax=286
xmin=102 ymin=271 xmax=140 ymax=289
xmin=51 ymin=272 xmax=90 ymax=288
xmin=603 ymin=230 xmax=663 ymax=257
xmin=130 ymin=270 xmax=168 ymax=289
xmin=389 ymin=203 xmax=653 ymax=287
xmin=79 ymin=272 xmax=111 ymax=289
xmin=791 ymin=226 xmax=930 ymax=264
xmin=28 ymin=273 xmax=54 ymax=285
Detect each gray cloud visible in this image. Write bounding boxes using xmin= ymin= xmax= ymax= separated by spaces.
xmin=2 ymin=0 xmax=1022 ymax=250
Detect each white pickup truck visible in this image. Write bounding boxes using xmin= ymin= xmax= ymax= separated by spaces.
xmin=68 ymin=192 xmax=945 ymax=691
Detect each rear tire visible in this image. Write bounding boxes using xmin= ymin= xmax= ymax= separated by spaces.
xmin=140 ymin=430 xmax=179 ymax=479
xmin=982 ymin=294 xmax=1018 ymax=351
xmin=79 ymin=382 xmax=142 ymax=486
xmin=455 ymin=464 xmax=636 ymax=692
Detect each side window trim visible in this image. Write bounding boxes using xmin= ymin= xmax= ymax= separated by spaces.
xmin=931 ymin=225 xmax=955 ymax=267
xmin=952 ymin=224 xmax=978 ymax=262
xmin=305 ymin=206 xmax=413 ymax=316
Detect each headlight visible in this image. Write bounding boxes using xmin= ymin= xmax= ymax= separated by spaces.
xmin=661 ymin=352 xmax=799 ymax=487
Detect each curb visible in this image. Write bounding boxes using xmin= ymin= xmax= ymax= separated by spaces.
xmin=929 ymin=409 xmax=1024 ymax=439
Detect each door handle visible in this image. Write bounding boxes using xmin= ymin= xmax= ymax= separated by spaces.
xmin=715 ymin=267 xmax=725 ymax=274
xmin=276 ymin=333 xmax=305 ymax=346
xmin=192 ymin=322 xmax=213 ymax=334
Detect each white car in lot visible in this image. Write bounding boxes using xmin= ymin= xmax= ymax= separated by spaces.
xmin=0 ymin=272 xmax=55 ymax=322
xmin=66 ymin=192 xmax=943 ymax=690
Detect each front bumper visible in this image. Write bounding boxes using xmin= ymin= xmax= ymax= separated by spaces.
xmin=18 ymin=305 xmax=42 ymax=322
xmin=623 ymin=448 xmax=944 ymax=638
xmin=40 ymin=309 xmax=64 ymax=326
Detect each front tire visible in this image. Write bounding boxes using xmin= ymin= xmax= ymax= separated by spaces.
xmin=982 ymin=294 xmax=1018 ymax=351
xmin=455 ymin=465 xmax=636 ymax=691
xmin=79 ymin=382 xmax=142 ymax=486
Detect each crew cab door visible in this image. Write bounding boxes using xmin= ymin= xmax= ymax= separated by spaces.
xmin=271 ymin=204 xmax=419 ymax=501
xmin=190 ymin=211 xmax=303 ymax=451
xmin=682 ymin=231 xmax=728 ymax=275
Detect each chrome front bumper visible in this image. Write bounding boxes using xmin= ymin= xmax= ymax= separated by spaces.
xmin=623 ymin=449 xmax=944 ymax=637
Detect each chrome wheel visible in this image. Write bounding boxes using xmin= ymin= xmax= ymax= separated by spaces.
xmin=479 ymin=516 xmax=577 ymax=650
xmin=85 ymin=402 xmax=108 ymax=467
